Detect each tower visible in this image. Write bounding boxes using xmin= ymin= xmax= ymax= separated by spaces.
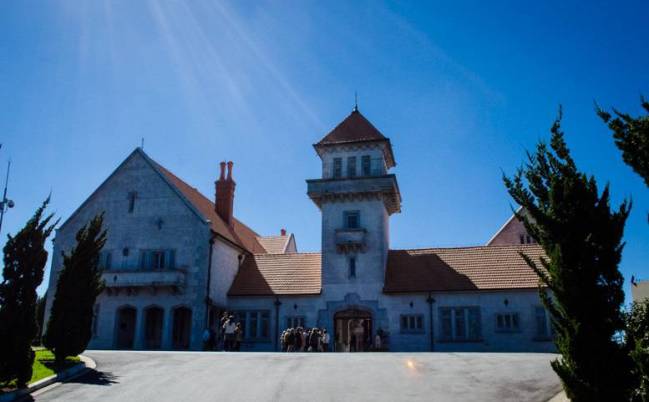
xmin=307 ymin=108 xmax=401 ymax=296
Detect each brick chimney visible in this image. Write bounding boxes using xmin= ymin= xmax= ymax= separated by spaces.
xmin=280 ymin=228 xmax=287 ymax=236
xmin=215 ymin=161 xmax=236 ymax=225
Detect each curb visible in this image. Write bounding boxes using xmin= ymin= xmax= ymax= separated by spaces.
xmin=0 ymin=355 xmax=96 ymax=402
xmin=547 ymin=390 xmax=569 ymax=402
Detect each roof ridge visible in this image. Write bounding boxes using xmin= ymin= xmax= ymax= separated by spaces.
xmin=391 ymin=243 xmax=543 ymax=252
xmin=253 ymin=251 xmax=321 ymax=256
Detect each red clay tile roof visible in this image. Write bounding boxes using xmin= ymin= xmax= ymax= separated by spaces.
xmin=151 ymin=160 xmax=267 ymax=254
xmin=384 ymin=244 xmax=545 ymax=293
xmin=317 ymin=110 xmax=388 ymax=145
xmin=257 ymin=235 xmax=292 ymax=254
xmin=228 ymin=253 xmax=322 ymax=296
xmin=315 ymin=110 xmax=396 ymax=167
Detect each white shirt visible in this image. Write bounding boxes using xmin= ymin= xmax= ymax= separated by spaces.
xmin=224 ymin=321 xmax=236 ymax=335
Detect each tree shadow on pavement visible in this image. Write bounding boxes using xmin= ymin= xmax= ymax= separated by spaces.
xmin=67 ymin=369 xmax=119 ymax=386
xmin=15 ymin=370 xmax=119 ymax=402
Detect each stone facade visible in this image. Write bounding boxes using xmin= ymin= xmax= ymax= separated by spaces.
xmin=44 ymin=150 xmax=213 ymax=351
xmin=44 ymin=110 xmax=554 ymax=353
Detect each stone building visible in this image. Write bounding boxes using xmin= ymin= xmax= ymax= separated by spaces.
xmin=44 ymin=108 xmax=554 ymax=352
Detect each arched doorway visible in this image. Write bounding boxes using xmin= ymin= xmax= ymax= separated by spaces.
xmin=115 ymin=306 xmax=137 ymax=349
xmin=144 ymin=306 xmax=164 ymax=350
xmin=334 ymin=309 xmax=372 ymax=352
xmin=172 ymin=307 xmax=192 ymax=350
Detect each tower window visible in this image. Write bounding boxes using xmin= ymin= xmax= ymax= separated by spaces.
xmin=347 ymin=157 xmax=357 ymax=178
xmin=344 ymin=211 xmax=360 ymax=229
xmin=361 ymin=155 xmax=371 ymax=176
xmin=349 ymin=257 xmax=356 ymax=278
xmin=333 ymin=158 xmax=342 ymax=178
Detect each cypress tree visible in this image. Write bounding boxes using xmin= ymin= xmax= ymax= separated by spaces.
xmin=0 ymin=199 xmax=56 ymax=387
xmin=597 ymin=98 xmax=649 ymax=187
xmin=626 ymin=300 xmax=649 ymax=402
xmin=504 ymin=109 xmax=633 ymax=401
xmin=44 ymin=213 xmax=106 ymax=365
xmin=598 ymin=99 xmax=649 ymax=400
xmin=34 ymin=293 xmax=47 ymax=346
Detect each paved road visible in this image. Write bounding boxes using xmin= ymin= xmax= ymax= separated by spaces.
xmin=28 ymin=351 xmax=561 ymax=402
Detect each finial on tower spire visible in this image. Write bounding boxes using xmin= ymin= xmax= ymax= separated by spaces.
xmin=353 ymin=91 xmax=358 ymax=112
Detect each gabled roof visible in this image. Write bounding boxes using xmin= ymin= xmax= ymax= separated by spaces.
xmin=486 ymin=206 xmax=528 ymax=246
xmin=315 ymin=109 xmax=396 ymax=167
xmin=228 ymin=253 xmax=322 ymax=296
xmin=149 ymin=157 xmax=267 ymax=254
xmin=384 ymin=244 xmax=545 ymax=293
xmin=257 ymin=234 xmax=294 ymax=254
xmin=59 ymin=148 xmax=266 ymax=254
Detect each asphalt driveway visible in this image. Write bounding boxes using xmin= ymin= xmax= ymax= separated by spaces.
xmin=28 ymin=351 xmax=561 ymax=402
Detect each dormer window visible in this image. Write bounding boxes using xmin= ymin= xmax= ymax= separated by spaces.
xmin=333 ymin=158 xmax=342 ymax=178
xmin=344 ymin=211 xmax=360 ymax=229
xmin=347 ymin=157 xmax=357 ymax=178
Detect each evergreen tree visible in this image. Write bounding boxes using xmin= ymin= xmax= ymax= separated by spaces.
xmin=627 ymin=300 xmax=649 ymax=402
xmin=34 ymin=293 xmax=47 ymax=346
xmin=504 ymin=109 xmax=633 ymax=401
xmin=0 ymin=199 xmax=56 ymax=387
xmin=44 ymin=213 xmax=106 ymax=365
xmin=597 ymin=98 xmax=649 ymax=187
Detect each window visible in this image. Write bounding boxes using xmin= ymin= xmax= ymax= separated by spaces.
xmin=347 ymin=156 xmax=357 ymax=177
xmin=232 ymin=310 xmax=271 ymax=341
xmin=333 ymin=158 xmax=342 ymax=178
xmin=400 ymin=314 xmax=424 ymax=333
xmin=92 ymin=304 xmax=100 ymax=338
xmin=152 ymin=251 xmax=165 ymax=270
xmin=495 ymin=313 xmax=520 ymax=332
xmin=286 ymin=316 xmax=305 ymax=329
xmin=439 ymin=306 xmax=481 ymax=341
xmin=99 ymin=250 xmax=112 ymax=270
xmin=520 ymin=233 xmax=535 ymax=244
xmin=344 ymin=211 xmax=360 ymax=229
xmin=140 ymin=249 xmax=176 ymax=270
xmin=361 ymin=155 xmax=371 ymax=176
xmin=535 ymin=306 xmax=551 ymax=339
xmin=128 ymin=191 xmax=137 ymax=213
xmin=349 ymin=257 xmax=356 ymax=278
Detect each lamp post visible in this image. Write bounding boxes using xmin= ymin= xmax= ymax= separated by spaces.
xmin=426 ymin=292 xmax=436 ymax=352
xmin=274 ymin=297 xmax=282 ymax=351
xmin=0 ymin=160 xmax=14 ymax=237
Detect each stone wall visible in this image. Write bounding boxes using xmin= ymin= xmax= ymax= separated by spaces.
xmin=44 ymin=150 xmax=213 ymax=351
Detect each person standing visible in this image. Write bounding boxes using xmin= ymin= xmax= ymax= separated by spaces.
xmin=321 ymin=329 xmax=330 ymax=352
xmin=223 ymin=315 xmax=237 ymax=351
xmin=234 ymin=323 xmax=243 ymax=351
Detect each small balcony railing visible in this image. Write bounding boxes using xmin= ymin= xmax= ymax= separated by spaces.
xmin=335 ymin=228 xmax=367 ymax=253
xmin=102 ymin=268 xmax=186 ymax=295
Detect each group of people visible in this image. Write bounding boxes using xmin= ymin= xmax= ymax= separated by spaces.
xmin=202 ymin=312 xmax=243 ymax=351
xmin=280 ymin=327 xmax=330 ymax=352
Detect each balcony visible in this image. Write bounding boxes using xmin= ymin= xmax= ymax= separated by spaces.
xmin=307 ymin=174 xmax=402 ymax=215
xmin=335 ymin=228 xmax=367 ymax=253
xmin=102 ymin=268 xmax=186 ymax=295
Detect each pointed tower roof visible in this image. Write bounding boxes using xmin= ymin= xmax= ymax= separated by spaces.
xmin=315 ymin=109 xmax=396 ymax=167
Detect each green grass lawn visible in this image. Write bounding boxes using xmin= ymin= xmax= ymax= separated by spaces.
xmin=0 ymin=348 xmax=80 ymax=392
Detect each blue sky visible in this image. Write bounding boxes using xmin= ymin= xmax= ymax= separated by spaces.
xmin=1 ymin=1 xmax=648 ymax=299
